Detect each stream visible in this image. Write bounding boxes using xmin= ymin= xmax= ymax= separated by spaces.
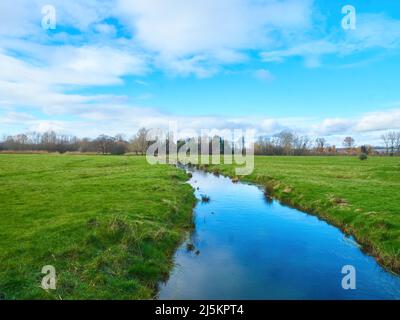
xmin=158 ymin=168 xmax=400 ymax=300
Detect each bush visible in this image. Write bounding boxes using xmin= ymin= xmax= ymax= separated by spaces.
xmin=110 ymin=143 xmax=128 ymax=155
xmin=359 ymin=153 xmax=368 ymax=161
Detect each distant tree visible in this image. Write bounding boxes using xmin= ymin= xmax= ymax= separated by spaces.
xmin=381 ymin=133 xmax=390 ymax=155
xmin=114 ymin=134 xmax=125 ymax=143
xmin=315 ymin=137 xmax=327 ymax=153
xmin=293 ymin=135 xmax=311 ymax=155
xmin=130 ymin=128 xmax=150 ymax=155
xmin=0 ymin=131 xmax=129 ymax=154
xmin=326 ymin=145 xmax=337 ymax=154
xmin=381 ymin=132 xmax=397 ymax=156
xmin=254 ymin=132 xmax=311 ymax=156
xmin=274 ymin=131 xmax=295 ymax=155
xmin=360 ymin=145 xmax=367 ymax=154
xmin=388 ymin=132 xmax=397 ymax=156
xmin=79 ymin=138 xmax=96 ymax=153
xmin=343 ymin=136 xmax=355 ymax=152
xmin=360 ymin=145 xmax=373 ymax=155
xmin=110 ymin=142 xmax=128 ymax=155
xmin=95 ymin=135 xmax=115 ymax=155
xmin=396 ymin=132 xmax=400 ymax=155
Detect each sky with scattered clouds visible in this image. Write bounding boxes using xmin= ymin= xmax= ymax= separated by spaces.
xmin=1 ymin=0 xmax=400 ymax=145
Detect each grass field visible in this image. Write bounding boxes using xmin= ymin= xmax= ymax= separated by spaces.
xmin=1 ymin=154 xmax=399 ymax=300
xmin=201 ymin=156 xmax=400 ymax=273
xmin=0 ymin=154 xmax=195 ymax=299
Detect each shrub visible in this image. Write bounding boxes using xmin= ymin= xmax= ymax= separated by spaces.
xmin=359 ymin=153 xmax=368 ymax=161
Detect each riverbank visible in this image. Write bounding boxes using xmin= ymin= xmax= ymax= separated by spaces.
xmin=0 ymin=154 xmax=196 ymax=299
xmin=197 ymin=156 xmax=400 ymax=274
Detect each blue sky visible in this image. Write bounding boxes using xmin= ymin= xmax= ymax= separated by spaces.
xmin=1 ymin=0 xmax=400 ymax=145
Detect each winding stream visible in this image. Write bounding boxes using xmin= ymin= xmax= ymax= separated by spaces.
xmin=159 ymin=169 xmax=400 ymax=300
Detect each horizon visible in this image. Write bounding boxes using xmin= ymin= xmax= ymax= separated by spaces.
xmin=1 ymin=127 xmax=396 ymax=149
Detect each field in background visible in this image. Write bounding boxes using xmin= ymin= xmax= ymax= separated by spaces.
xmin=202 ymin=156 xmax=400 ymax=273
xmin=0 ymin=154 xmax=195 ymax=299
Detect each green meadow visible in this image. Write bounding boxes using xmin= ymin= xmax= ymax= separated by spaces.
xmin=1 ymin=154 xmax=399 ymax=300
xmin=202 ymin=156 xmax=400 ymax=273
xmin=0 ymin=154 xmax=195 ymax=299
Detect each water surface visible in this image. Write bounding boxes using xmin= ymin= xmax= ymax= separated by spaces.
xmin=159 ymin=169 xmax=400 ymax=300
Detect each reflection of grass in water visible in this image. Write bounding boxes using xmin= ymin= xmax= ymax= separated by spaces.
xmin=0 ymin=154 xmax=195 ymax=299
xmin=201 ymin=156 xmax=400 ymax=274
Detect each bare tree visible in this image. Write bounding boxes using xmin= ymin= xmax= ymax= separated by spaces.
xmin=293 ymin=135 xmax=311 ymax=155
xmin=254 ymin=132 xmax=311 ymax=156
xmin=274 ymin=131 xmax=295 ymax=155
xmin=130 ymin=128 xmax=149 ymax=155
xmin=396 ymin=132 xmax=400 ymax=155
xmin=0 ymin=131 xmax=130 ymax=154
xmin=343 ymin=136 xmax=355 ymax=153
xmin=95 ymin=135 xmax=115 ymax=154
xmin=381 ymin=132 xmax=397 ymax=155
xmin=388 ymin=132 xmax=397 ymax=155
xmin=381 ymin=133 xmax=390 ymax=155
xmin=315 ymin=137 xmax=327 ymax=153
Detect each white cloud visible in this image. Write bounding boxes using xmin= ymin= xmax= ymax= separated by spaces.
xmin=354 ymin=109 xmax=400 ymax=132
xmin=0 ymin=44 xmax=147 ymax=115
xmin=261 ymin=39 xmax=337 ymax=66
xmin=261 ymin=13 xmax=400 ymax=67
xmin=117 ymin=0 xmax=312 ymax=55
xmin=62 ymin=46 xmax=147 ymax=82
xmin=312 ymin=109 xmax=400 ymax=136
xmin=116 ymin=0 xmax=313 ymax=76
xmin=0 ymin=46 xmax=146 ymax=85
xmin=0 ymin=0 xmax=313 ymax=110
xmin=3 ymin=97 xmax=400 ymax=148
xmin=315 ymin=118 xmax=353 ymax=135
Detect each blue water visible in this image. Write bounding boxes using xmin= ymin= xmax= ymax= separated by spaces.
xmin=158 ymin=169 xmax=400 ymax=300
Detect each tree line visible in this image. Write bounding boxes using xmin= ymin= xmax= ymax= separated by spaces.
xmin=380 ymin=131 xmax=400 ymax=156
xmin=257 ymin=132 xmax=358 ymax=155
xmin=0 ymin=129 xmax=235 ymax=156
xmin=1 ymin=129 xmax=400 ymax=156
xmin=255 ymin=131 xmax=400 ymax=156
xmin=0 ymin=129 xmax=150 ymax=155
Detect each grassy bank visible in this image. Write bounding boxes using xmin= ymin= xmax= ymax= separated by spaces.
xmin=0 ymin=154 xmax=195 ymax=299
xmin=200 ymin=156 xmax=400 ymax=273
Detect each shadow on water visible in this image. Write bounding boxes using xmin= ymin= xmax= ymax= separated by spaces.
xmin=158 ymin=168 xmax=400 ymax=300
